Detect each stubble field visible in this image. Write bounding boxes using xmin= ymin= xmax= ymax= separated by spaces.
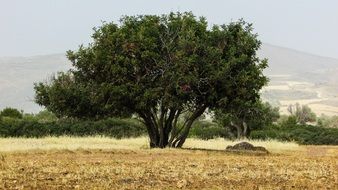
xmin=0 ymin=137 xmax=337 ymax=189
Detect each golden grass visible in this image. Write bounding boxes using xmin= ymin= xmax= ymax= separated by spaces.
xmin=0 ymin=136 xmax=149 ymax=152
xmin=184 ymin=138 xmax=303 ymax=154
xmin=0 ymin=137 xmax=337 ymax=189
xmin=0 ymin=136 xmax=302 ymax=154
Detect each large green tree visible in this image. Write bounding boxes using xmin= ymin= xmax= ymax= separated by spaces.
xmin=34 ymin=12 xmax=268 ymax=148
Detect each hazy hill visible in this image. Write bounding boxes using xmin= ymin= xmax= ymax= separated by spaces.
xmin=259 ymin=43 xmax=338 ymax=76
xmin=258 ymin=44 xmax=338 ymax=115
xmin=1 ymin=44 xmax=338 ymax=115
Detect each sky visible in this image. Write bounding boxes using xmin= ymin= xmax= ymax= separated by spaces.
xmin=0 ymin=0 xmax=337 ymax=58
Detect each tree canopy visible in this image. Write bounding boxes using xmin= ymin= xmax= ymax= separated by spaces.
xmin=0 ymin=107 xmax=23 ymax=119
xmin=34 ymin=12 xmax=268 ymax=148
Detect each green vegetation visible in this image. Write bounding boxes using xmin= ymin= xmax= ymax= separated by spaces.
xmin=189 ymin=120 xmax=228 ymax=140
xmin=23 ymin=110 xmax=58 ymax=123
xmin=0 ymin=108 xmax=145 ymax=138
xmin=214 ymin=101 xmax=280 ymax=138
xmin=248 ymin=105 xmax=338 ymax=145
xmin=1 ymin=12 xmax=336 ymax=146
xmin=250 ymin=124 xmax=338 ymax=145
xmin=0 ymin=107 xmax=337 ymax=145
xmin=0 ymin=117 xmax=146 ymax=139
xmin=0 ymin=107 xmax=23 ymax=119
xmin=34 ymin=12 xmax=268 ymax=148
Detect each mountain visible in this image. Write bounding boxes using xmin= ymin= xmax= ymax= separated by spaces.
xmin=1 ymin=44 xmax=338 ymax=115
xmin=258 ymin=44 xmax=338 ymax=116
xmin=259 ymin=43 xmax=338 ymax=76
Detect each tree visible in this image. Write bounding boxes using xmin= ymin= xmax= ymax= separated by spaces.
xmin=34 ymin=12 xmax=268 ymax=148
xmin=23 ymin=110 xmax=58 ymax=123
xmin=318 ymin=115 xmax=338 ymax=128
xmin=0 ymin=107 xmax=23 ymax=119
xmin=287 ymin=103 xmax=316 ymax=125
xmin=34 ymin=110 xmax=58 ymax=123
xmin=214 ymin=101 xmax=279 ymax=138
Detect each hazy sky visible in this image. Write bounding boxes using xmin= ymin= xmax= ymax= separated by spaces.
xmin=1 ymin=0 xmax=337 ymax=58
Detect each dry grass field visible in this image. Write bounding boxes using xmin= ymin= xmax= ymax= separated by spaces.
xmin=0 ymin=137 xmax=337 ymax=189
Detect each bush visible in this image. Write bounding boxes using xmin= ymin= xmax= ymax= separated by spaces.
xmin=189 ymin=120 xmax=229 ymax=140
xmin=0 ymin=107 xmax=23 ymax=119
xmin=1 ymin=112 xmax=337 ymax=145
xmin=250 ymin=124 xmax=338 ymax=145
xmin=250 ymin=128 xmax=279 ymax=140
xmin=0 ymin=117 xmax=146 ymax=138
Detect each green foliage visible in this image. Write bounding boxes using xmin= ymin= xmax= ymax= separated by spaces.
xmin=34 ymin=12 xmax=268 ymax=148
xmin=1 ymin=113 xmax=337 ymax=145
xmin=0 ymin=107 xmax=23 ymax=119
xmin=214 ymin=101 xmax=279 ymax=138
xmin=250 ymin=124 xmax=338 ymax=145
xmin=34 ymin=110 xmax=58 ymax=122
xmin=189 ymin=120 xmax=228 ymax=140
xmin=250 ymin=112 xmax=338 ymax=145
xmin=0 ymin=118 xmax=146 ymax=138
xmin=278 ymin=115 xmax=298 ymax=127
xmin=23 ymin=110 xmax=58 ymax=123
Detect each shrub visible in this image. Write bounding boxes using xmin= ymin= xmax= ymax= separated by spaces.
xmin=0 ymin=117 xmax=146 ymax=138
xmin=189 ymin=120 xmax=229 ymax=140
xmin=0 ymin=107 xmax=23 ymax=119
xmin=250 ymin=124 xmax=338 ymax=145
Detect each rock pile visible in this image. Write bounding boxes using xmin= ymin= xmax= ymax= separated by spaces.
xmin=226 ymin=142 xmax=269 ymax=153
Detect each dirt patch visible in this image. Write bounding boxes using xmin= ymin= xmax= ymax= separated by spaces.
xmin=0 ymin=147 xmax=337 ymax=189
xmin=226 ymin=142 xmax=269 ymax=154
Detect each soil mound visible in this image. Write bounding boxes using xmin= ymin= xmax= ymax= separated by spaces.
xmin=226 ymin=142 xmax=269 ymax=153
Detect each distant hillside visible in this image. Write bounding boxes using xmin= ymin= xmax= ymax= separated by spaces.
xmin=258 ymin=44 xmax=338 ymax=116
xmin=259 ymin=43 xmax=338 ymax=76
xmin=1 ymin=44 xmax=338 ymax=115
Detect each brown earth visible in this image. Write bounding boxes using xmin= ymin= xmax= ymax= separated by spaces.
xmin=0 ymin=147 xmax=337 ymax=190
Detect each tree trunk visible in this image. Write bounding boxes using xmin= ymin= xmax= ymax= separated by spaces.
xmin=138 ymin=105 xmax=206 ymax=148
xmin=231 ymin=121 xmax=243 ymax=139
xmin=242 ymin=121 xmax=248 ymax=137
xmin=169 ymin=105 xmax=207 ymax=148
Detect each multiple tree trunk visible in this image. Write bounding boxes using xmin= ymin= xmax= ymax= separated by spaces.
xmin=229 ymin=121 xmax=250 ymax=139
xmin=137 ymin=105 xmax=207 ymax=148
xmin=137 ymin=105 xmax=253 ymax=148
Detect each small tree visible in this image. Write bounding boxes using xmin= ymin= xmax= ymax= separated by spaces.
xmin=287 ymin=103 xmax=316 ymax=125
xmin=36 ymin=110 xmax=58 ymax=122
xmin=34 ymin=12 xmax=268 ymax=148
xmin=214 ymin=101 xmax=279 ymax=138
xmin=317 ymin=115 xmax=338 ymax=128
xmin=0 ymin=107 xmax=23 ymax=119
